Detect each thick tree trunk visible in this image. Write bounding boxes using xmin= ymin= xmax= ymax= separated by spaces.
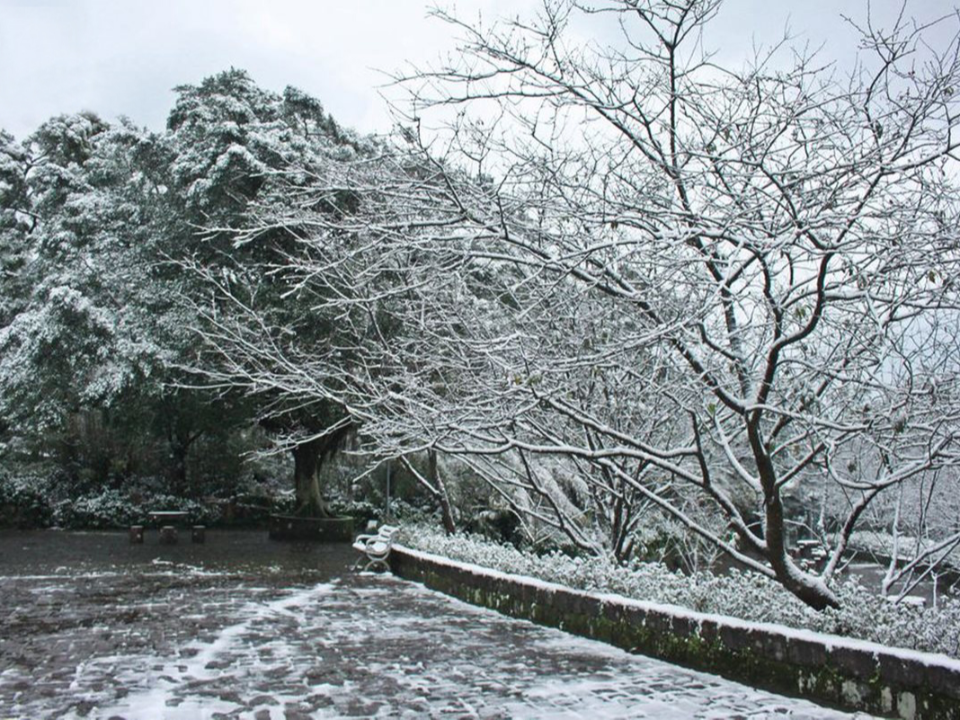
xmin=611 ymin=494 xmax=636 ymax=564
xmin=292 ymin=440 xmax=330 ymax=517
xmin=167 ymin=428 xmax=202 ymax=497
xmin=750 ymin=423 xmax=840 ymax=610
xmin=428 ymin=448 xmax=456 ymax=535
xmin=765 ymin=493 xmax=840 ymax=610
xmin=171 ymin=443 xmax=188 ymax=495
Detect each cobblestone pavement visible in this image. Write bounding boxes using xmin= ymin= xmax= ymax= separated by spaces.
xmin=0 ymin=531 xmax=875 ymax=719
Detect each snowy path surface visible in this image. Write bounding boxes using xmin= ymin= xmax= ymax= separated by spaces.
xmin=0 ymin=531 xmax=876 ymax=719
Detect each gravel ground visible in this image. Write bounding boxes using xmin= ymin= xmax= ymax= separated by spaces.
xmin=0 ymin=530 xmax=876 ymax=719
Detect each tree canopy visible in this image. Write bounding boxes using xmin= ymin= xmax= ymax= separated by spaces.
xmin=176 ymin=3 xmax=960 ymax=610
xmin=3 ymin=4 xmax=960 ymax=611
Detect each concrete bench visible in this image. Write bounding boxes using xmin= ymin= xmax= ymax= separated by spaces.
xmin=128 ymin=511 xmax=204 ymax=544
xmin=352 ymin=524 xmax=399 ymax=572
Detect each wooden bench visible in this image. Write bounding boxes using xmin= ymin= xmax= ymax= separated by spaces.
xmin=352 ymin=524 xmax=399 ymax=572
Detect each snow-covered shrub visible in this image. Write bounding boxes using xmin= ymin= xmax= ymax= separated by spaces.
xmin=52 ymin=489 xmax=141 ymax=529
xmin=51 ymin=491 xmax=220 ymax=529
xmin=400 ymin=524 xmax=960 ymax=658
xmin=847 ymin=530 xmax=960 ymax=571
xmin=142 ymin=494 xmax=221 ymax=526
xmin=328 ymin=498 xmax=380 ymax=525
xmin=0 ymin=471 xmax=53 ymax=527
xmin=214 ymin=491 xmax=291 ymax=525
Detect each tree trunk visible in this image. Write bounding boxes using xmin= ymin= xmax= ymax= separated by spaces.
xmin=167 ymin=428 xmax=202 ymax=497
xmin=428 ymin=448 xmax=456 ymax=535
xmin=764 ymin=493 xmax=840 ymax=610
xmin=751 ymin=424 xmax=840 ymax=610
xmin=170 ymin=443 xmax=188 ymax=495
xmin=293 ymin=440 xmax=330 ymax=517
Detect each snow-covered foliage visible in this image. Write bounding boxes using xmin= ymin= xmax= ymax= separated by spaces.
xmin=0 ymin=471 xmax=53 ymax=527
xmin=215 ymin=1 xmax=960 ymax=611
xmin=49 ymin=490 xmax=219 ymax=529
xmin=401 ymin=525 xmax=960 ymax=658
xmin=0 ymin=114 xmax=184 ymax=436
xmin=0 ymin=70 xmax=367 ymax=503
xmin=4 ymin=11 xmax=960 ymax=620
xmin=849 ymin=530 xmax=960 ymax=568
xmin=169 ymin=70 xmax=342 ymax=224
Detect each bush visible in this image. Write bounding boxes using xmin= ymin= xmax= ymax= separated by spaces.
xmin=328 ymin=498 xmax=380 ymax=526
xmin=0 ymin=472 xmax=54 ymax=528
xmin=50 ymin=491 xmax=222 ymax=529
xmin=136 ymin=494 xmax=222 ymax=526
xmin=207 ymin=490 xmax=293 ymax=526
xmin=52 ymin=490 xmax=142 ymax=529
xmin=326 ymin=496 xmax=440 ymax=527
xmin=400 ymin=524 xmax=960 ymax=658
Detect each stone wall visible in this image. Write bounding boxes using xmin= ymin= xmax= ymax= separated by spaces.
xmin=390 ymin=546 xmax=960 ymax=720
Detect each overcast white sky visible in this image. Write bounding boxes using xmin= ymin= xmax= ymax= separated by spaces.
xmin=1 ymin=1 xmax=956 ymax=140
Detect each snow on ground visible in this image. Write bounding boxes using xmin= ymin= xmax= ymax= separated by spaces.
xmin=0 ymin=532 xmax=878 ymax=719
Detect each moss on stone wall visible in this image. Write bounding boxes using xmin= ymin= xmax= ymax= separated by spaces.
xmin=391 ymin=550 xmax=960 ymax=720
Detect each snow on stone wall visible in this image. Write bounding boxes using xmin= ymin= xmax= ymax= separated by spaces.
xmin=390 ymin=545 xmax=960 ymax=720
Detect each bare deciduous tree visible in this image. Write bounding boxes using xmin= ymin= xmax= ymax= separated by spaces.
xmin=384 ymin=0 xmax=960 ymax=609
xmin=188 ymin=0 xmax=960 ymax=610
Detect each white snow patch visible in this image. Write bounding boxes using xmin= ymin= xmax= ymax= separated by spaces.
xmin=88 ymin=581 xmax=336 ymax=718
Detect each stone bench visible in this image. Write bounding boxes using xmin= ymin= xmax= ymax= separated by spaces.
xmin=128 ymin=511 xmax=205 ymax=544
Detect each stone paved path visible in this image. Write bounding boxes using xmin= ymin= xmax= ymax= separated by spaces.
xmin=0 ymin=531 xmax=876 ymax=719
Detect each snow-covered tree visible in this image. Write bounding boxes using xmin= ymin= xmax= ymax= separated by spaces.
xmin=0 ymin=116 xmax=164 ymax=424
xmin=0 ymin=112 xmax=224 ymax=487
xmin=380 ymin=0 xmax=960 ymax=609
xmin=194 ymin=2 xmax=960 ymax=610
xmin=167 ymin=69 xmax=377 ymax=514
